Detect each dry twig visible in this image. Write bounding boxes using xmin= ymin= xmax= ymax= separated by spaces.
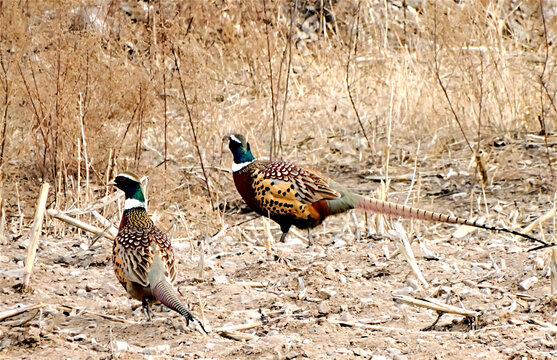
xmin=394 ymin=223 xmax=429 ymax=288
xmin=0 ymin=302 xmax=46 ymax=322
xmin=551 ymin=248 xmax=557 ymax=295
xmin=21 ymin=183 xmax=50 ymax=291
xmin=47 ymin=209 xmax=116 ymax=241
xmin=393 ymin=295 xmax=479 ymax=318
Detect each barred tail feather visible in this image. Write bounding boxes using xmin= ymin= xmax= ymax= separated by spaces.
xmin=152 ymin=280 xmax=207 ymax=333
xmin=355 ymin=197 xmax=550 ymax=248
xmin=356 ymin=197 xmax=470 ymax=226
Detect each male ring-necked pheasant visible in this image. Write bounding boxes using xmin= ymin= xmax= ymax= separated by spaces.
xmin=110 ymin=172 xmax=206 ymax=332
xmin=228 ymin=134 xmax=551 ymax=249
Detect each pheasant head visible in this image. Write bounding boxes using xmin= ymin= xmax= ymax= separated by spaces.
xmin=229 ymin=134 xmax=255 ymax=172
xmin=109 ymin=172 xmax=146 ymax=210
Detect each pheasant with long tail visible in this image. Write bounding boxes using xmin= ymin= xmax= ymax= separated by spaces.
xmin=228 ymin=134 xmax=552 ymax=250
xmin=109 ymin=172 xmax=206 ymax=332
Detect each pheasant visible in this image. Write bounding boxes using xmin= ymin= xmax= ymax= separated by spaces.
xmin=109 ymin=172 xmax=206 ymax=332
xmin=228 ymin=134 xmax=552 ymax=249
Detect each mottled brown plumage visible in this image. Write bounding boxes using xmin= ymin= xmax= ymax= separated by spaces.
xmin=229 ymin=134 xmax=552 ymax=250
xmin=110 ymin=173 xmax=206 ymax=332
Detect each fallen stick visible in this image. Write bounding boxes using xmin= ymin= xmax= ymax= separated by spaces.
xmin=235 ymin=281 xmax=268 ymax=288
xmin=47 ymin=209 xmax=116 ymax=241
xmin=197 ymin=237 xmax=205 ymax=279
xmin=0 ymin=197 xmax=5 ymax=245
xmin=263 ymin=217 xmax=272 ymax=256
xmin=551 ymin=248 xmax=557 ymax=295
xmin=394 ymin=223 xmax=429 ymax=288
xmin=218 ymin=330 xmax=256 ymax=341
xmin=210 ymin=223 xmax=229 ymax=242
xmin=214 ymin=321 xmax=263 ymax=333
xmin=393 ymin=295 xmax=479 ymax=317
xmin=0 ymin=302 xmax=46 ymax=322
xmin=56 ymin=304 xmax=139 ymax=325
xmin=328 ymin=319 xmax=403 ymax=332
xmin=238 ymin=228 xmax=256 ymax=244
xmin=514 ymin=208 xmax=555 ymax=241
xmin=21 ymin=183 xmax=50 ymax=291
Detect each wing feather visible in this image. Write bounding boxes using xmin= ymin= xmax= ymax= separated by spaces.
xmin=259 ymin=161 xmax=340 ymax=204
xmin=115 ymin=226 xmax=176 ymax=287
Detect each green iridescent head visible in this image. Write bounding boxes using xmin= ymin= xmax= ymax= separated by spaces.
xmin=109 ymin=172 xmax=145 ymax=202
xmin=229 ymin=134 xmax=255 ymax=171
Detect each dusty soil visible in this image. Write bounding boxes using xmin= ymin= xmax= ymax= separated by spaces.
xmin=1 ymin=136 xmax=556 ymax=360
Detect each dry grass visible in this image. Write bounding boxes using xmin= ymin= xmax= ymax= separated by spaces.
xmin=0 ymin=1 xmax=555 ymax=220
xmin=1 ymin=0 xmax=557 ymax=358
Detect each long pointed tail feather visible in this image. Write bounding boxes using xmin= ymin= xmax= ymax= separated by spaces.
xmin=152 ymin=279 xmax=207 ymax=333
xmin=355 ymin=197 xmax=552 ymax=248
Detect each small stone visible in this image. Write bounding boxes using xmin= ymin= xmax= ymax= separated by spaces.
xmin=0 ymin=337 xmax=12 ymax=349
xmin=156 ymin=344 xmax=170 ymax=352
xmin=325 ymin=264 xmax=335 ymax=278
xmin=371 ymin=356 xmax=387 ymax=360
xmin=286 ymin=351 xmax=298 ymax=359
xmin=114 ymin=340 xmax=129 ymax=352
xmin=54 ymin=255 xmax=70 ymax=264
xmin=140 ymin=347 xmax=156 ymax=355
xmin=386 ymin=347 xmax=402 ymax=355
xmin=72 ymin=334 xmax=87 ymax=342
xmin=333 ymin=239 xmax=347 ymax=247
xmin=76 ymin=289 xmax=86 ymax=297
xmin=23 ymin=328 xmax=41 ymax=344
xmin=69 ymin=270 xmax=81 ymax=276
xmin=317 ymin=301 xmax=330 ymax=314
xmin=213 ymin=275 xmax=228 ymax=284
xmin=86 ymin=282 xmax=101 ymax=291
xmin=354 ymin=348 xmax=373 ymax=357
xmin=92 ymin=343 xmax=108 ymax=352
xmin=262 ymin=335 xmax=284 ymax=345
xmin=534 ymin=257 xmax=545 ymax=270
xmin=339 ymin=274 xmax=347 ymax=284
xmin=359 ymin=297 xmax=374 ymax=305
xmin=55 ymin=286 xmax=68 ymax=296
xmin=391 ymin=286 xmax=414 ymax=296
xmin=338 ymin=312 xmax=353 ymax=322
xmin=518 ymin=276 xmax=538 ymax=291
xmin=240 ymin=344 xmax=254 ymax=354
xmin=103 ymin=283 xmax=120 ymax=296
xmin=318 ymin=288 xmax=336 ymax=299
xmin=68 ymin=328 xmax=81 ymax=337
xmin=462 ymin=279 xmax=476 ymax=287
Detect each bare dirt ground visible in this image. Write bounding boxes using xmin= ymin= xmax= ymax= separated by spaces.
xmin=1 ymin=136 xmax=556 ymax=360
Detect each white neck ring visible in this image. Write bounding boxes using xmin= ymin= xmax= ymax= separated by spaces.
xmin=124 ymin=198 xmax=146 ymax=210
xmin=231 ymin=160 xmax=255 ymax=173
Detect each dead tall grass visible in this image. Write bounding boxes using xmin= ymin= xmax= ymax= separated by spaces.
xmin=0 ymin=0 xmax=555 ymax=239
